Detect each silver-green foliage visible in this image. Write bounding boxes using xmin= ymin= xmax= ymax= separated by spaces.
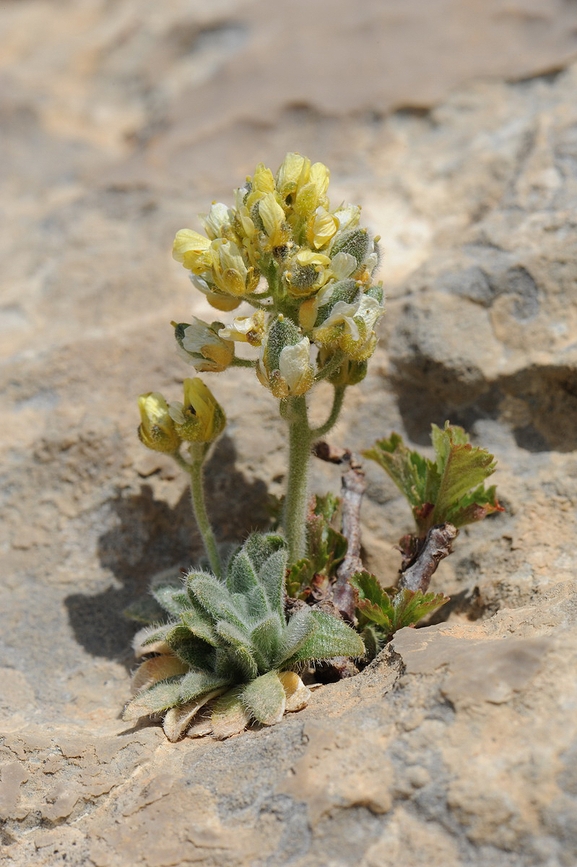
xmin=124 ymin=533 xmax=364 ymax=738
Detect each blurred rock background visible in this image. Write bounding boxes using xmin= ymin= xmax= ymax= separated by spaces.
xmin=2 ymin=1 xmax=577 ymax=865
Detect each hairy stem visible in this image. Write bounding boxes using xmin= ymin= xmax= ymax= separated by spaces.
xmin=310 ymin=386 xmax=346 ymax=439
xmin=314 ymin=350 xmax=345 ymax=383
xmin=283 ymin=395 xmax=311 ymax=565
xmin=187 ymin=443 xmax=223 ymax=579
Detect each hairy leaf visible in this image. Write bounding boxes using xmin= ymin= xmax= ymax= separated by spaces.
xmin=241 ymin=672 xmax=286 ymax=725
xmin=250 ymin=614 xmax=284 ymax=669
xmin=257 ymin=548 xmax=288 ymax=617
xmin=132 ymin=622 xmax=177 ymax=657
xmin=215 ymin=621 xmax=259 ymax=681
xmin=123 ymin=676 xmax=183 ymax=721
xmin=152 ymin=584 xmax=191 ymax=617
xmin=283 ymin=610 xmax=364 ymax=665
xmin=178 ymin=670 xmax=231 ymax=704
xmin=210 ymin=688 xmax=251 ymax=739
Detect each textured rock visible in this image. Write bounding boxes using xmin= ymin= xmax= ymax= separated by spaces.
xmin=2 ymin=1 xmax=577 ymax=865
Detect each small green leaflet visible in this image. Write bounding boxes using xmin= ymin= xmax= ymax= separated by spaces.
xmin=351 ymin=571 xmax=448 ymax=640
xmin=363 ymin=421 xmax=503 ymax=535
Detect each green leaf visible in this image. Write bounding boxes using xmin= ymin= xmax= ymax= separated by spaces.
xmin=350 ymin=571 xmax=396 ymax=630
xmin=241 ymin=672 xmax=286 ymax=725
xmin=283 ymin=610 xmax=365 ymax=665
xmin=123 ymin=676 xmax=183 ymax=720
xmin=286 ymin=558 xmax=315 ymax=598
xmin=167 ymin=630 xmax=216 ymax=670
xmin=189 ymin=574 xmax=250 ymax=633
xmin=214 ymin=621 xmax=259 ymax=681
xmin=351 ymin=571 xmax=449 ymax=639
xmin=364 ymin=422 xmax=502 ymax=535
xmin=179 ymin=606 xmax=219 ymax=647
xmin=276 ymin=608 xmax=317 ymax=664
xmin=257 ymin=548 xmax=287 ymax=617
xmin=178 ymin=670 xmax=232 ymax=704
xmin=391 ymin=588 xmax=449 ymax=631
xmin=152 ymin=584 xmax=191 ymax=617
xmin=132 ymin=622 xmax=176 ymax=656
xmin=250 ymin=614 xmax=284 ymax=669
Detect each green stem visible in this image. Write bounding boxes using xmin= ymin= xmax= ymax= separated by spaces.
xmin=310 ymin=385 xmax=346 ymax=439
xmin=314 ymin=350 xmax=345 ymax=383
xmin=283 ymin=395 xmax=312 ymax=565
xmin=172 ymin=445 xmax=222 ymax=578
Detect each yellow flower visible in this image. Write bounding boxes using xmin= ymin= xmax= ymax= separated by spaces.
xmin=211 ymin=239 xmax=260 ymax=297
xmin=246 ymin=163 xmax=276 ymax=210
xmin=258 ymin=193 xmax=290 ymax=250
xmin=168 ymin=378 xmax=226 ymax=443
xmin=294 ymin=162 xmax=330 ymax=217
xmin=138 ymin=393 xmax=181 ymax=453
xmin=172 ymin=229 xmax=213 ymax=274
xmin=306 ymin=207 xmax=338 ymax=249
xmin=175 ymin=319 xmax=235 ymax=372
xmin=275 ymin=153 xmax=307 ymax=201
xmin=218 ymin=311 xmax=266 ymax=346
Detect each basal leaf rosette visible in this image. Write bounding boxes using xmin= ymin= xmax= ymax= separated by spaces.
xmin=124 ymin=534 xmax=364 ymax=740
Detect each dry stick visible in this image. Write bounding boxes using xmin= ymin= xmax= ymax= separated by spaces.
xmin=314 ymin=442 xmax=366 ymax=621
xmin=398 ymin=523 xmax=458 ymax=593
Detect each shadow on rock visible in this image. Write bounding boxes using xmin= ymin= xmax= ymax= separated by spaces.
xmin=393 ymin=361 xmax=577 ymax=453
xmin=65 ymin=435 xmax=270 ymax=662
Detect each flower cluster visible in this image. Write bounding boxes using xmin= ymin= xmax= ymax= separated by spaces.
xmin=172 ymin=153 xmax=384 ymax=397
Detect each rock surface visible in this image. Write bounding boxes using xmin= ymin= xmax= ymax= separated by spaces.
xmin=2 ymin=1 xmax=577 ymax=865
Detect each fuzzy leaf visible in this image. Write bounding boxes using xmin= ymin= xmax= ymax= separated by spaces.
xmin=242 ymin=532 xmax=286 ymax=572
xmin=178 ymin=670 xmax=231 ymax=704
xmin=152 ymin=584 xmax=191 ymax=618
xmin=283 ymin=610 xmax=365 ymax=665
xmin=364 ymin=422 xmax=502 ymax=534
xmin=215 ymin=621 xmax=259 ymax=680
xmin=241 ymin=671 xmax=286 ymax=726
xmin=167 ymin=631 xmax=216 ymax=670
xmin=132 ymin=622 xmax=176 ymax=657
xmin=189 ymin=574 xmax=249 ymax=633
xmin=163 ymin=688 xmax=226 ymax=742
xmin=257 ymin=548 xmax=288 ymax=617
xmin=250 ymin=614 xmax=284 ymax=669
xmin=130 ymin=655 xmax=189 ymax=694
xmin=391 ymin=588 xmax=449 ymax=631
xmin=276 ymin=607 xmax=317 ymax=664
xmin=226 ymin=551 xmax=266 ymax=614
xmin=123 ymin=676 xmax=183 ymax=721
xmin=179 ymin=606 xmax=219 ymax=647
xmin=210 ymin=688 xmax=251 ymax=739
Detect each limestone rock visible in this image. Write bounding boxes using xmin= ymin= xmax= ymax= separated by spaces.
xmin=2 ymin=1 xmax=577 ymax=865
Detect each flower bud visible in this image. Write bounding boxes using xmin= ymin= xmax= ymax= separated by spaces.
xmin=138 ymin=393 xmax=181 ymax=453
xmin=330 ymin=228 xmax=370 ymax=266
xmin=284 ymin=249 xmax=331 ymax=298
xmin=299 ymin=279 xmax=358 ymax=331
xmin=313 ymin=294 xmax=385 ymax=361
xmin=258 ymin=317 xmax=314 ymax=398
xmin=275 ymin=152 xmax=307 ymax=201
xmin=174 ymin=319 xmax=234 ymax=372
xmin=168 ymin=378 xmax=226 ymax=443
xmin=172 ymin=229 xmax=213 ymax=274
xmin=318 ymin=350 xmax=368 ymax=387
